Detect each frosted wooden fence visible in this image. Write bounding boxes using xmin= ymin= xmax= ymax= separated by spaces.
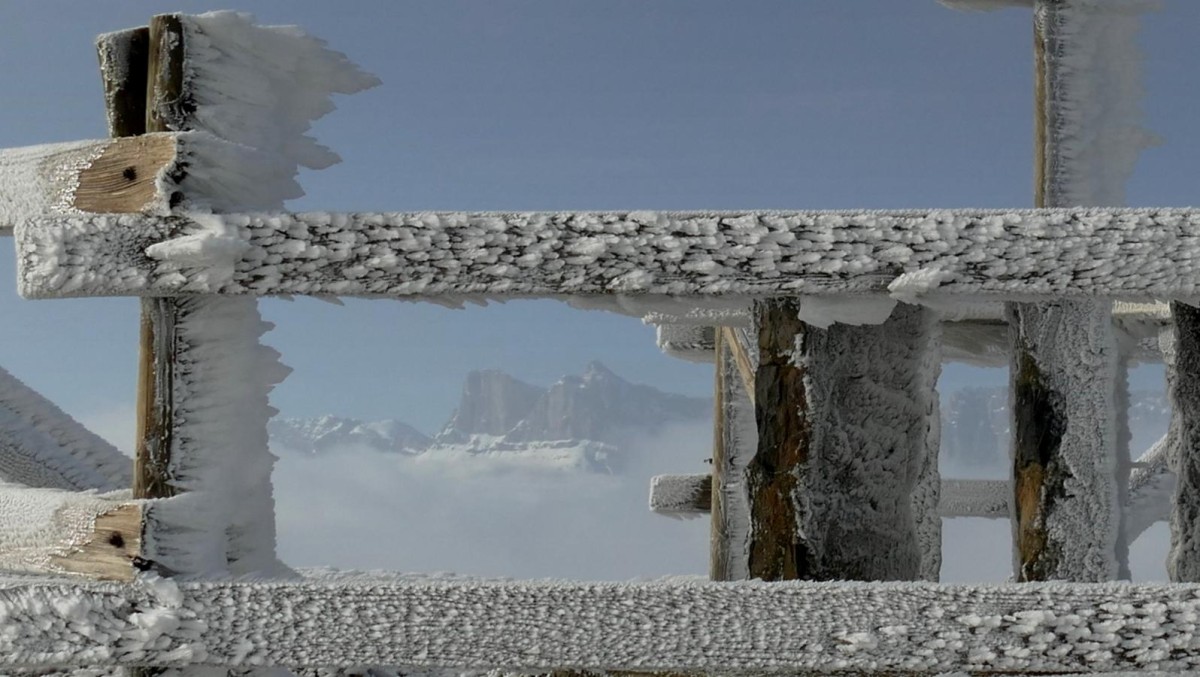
xmin=0 ymin=2 xmax=1197 ymax=675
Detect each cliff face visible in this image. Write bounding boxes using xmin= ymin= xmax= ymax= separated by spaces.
xmin=506 ymin=361 xmax=711 ymax=444
xmin=436 ymin=370 xmax=544 ymax=443
xmin=271 ymin=362 xmax=712 ymax=473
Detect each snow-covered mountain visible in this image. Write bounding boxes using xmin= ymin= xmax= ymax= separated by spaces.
xmin=270 ymin=362 xmax=711 ymax=473
xmin=268 ymin=415 xmax=432 ymax=456
xmin=940 ymin=386 xmax=1170 ymax=476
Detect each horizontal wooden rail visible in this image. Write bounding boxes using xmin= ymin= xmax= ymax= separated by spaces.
xmin=6 ymin=575 xmax=1200 ymax=672
xmin=651 ymin=474 xmax=1012 ymax=519
xmin=16 ymin=208 xmax=1200 ymax=301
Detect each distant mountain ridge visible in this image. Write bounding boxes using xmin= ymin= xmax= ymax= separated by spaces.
xmin=270 ymin=361 xmax=710 ymax=472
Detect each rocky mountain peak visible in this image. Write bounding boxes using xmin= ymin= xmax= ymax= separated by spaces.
xmin=436 ymin=369 xmax=544 ymax=443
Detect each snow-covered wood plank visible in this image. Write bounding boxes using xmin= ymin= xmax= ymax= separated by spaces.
xmin=651 ymin=474 xmax=1013 ymax=519
xmin=20 ymin=207 xmax=1200 ymax=302
xmin=0 ymin=486 xmax=141 ymax=581
xmin=747 ymin=301 xmax=936 ymax=581
xmin=11 ymin=576 xmax=1200 ymax=673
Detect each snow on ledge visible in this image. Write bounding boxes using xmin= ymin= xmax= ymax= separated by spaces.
xmin=6 ymin=575 xmax=1200 ymax=672
xmin=17 ymin=208 xmax=1200 ymax=303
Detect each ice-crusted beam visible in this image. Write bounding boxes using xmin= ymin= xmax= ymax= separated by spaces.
xmin=1127 ymin=434 xmax=1173 ymax=543
xmin=710 ymin=329 xmax=754 ymax=580
xmin=14 ymin=577 xmax=1200 ymax=672
xmin=747 ymin=302 xmax=935 ymax=581
xmin=0 ymin=366 xmax=130 ymax=492
xmin=21 ymin=208 xmax=1200 ymax=301
xmin=0 ymin=486 xmax=141 ymax=581
xmin=652 ymin=474 xmax=1012 ymax=519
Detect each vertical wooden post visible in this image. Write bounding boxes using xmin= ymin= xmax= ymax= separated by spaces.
xmin=133 ymin=15 xmax=188 ymax=503
xmin=98 ymin=21 xmax=160 ymax=677
xmin=746 ymin=300 xmax=936 ymax=582
xmin=1169 ymin=303 xmax=1200 ymax=580
xmin=710 ymin=328 xmax=755 ymax=581
xmin=1009 ymin=3 xmax=1125 ymax=582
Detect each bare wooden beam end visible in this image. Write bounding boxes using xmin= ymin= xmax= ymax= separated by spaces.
xmin=0 ymin=135 xmax=182 ymax=233
xmin=0 ymin=487 xmax=141 ymax=582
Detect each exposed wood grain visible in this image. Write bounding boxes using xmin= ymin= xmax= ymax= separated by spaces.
xmin=0 ymin=135 xmax=185 ymax=233
xmin=709 ymin=330 xmax=754 ymax=581
xmin=748 ymin=302 xmax=934 ymax=582
xmin=747 ymin=299 xmax=808 ymax=581
xmin=49 ymin=503 xmax=143 ymax=581
xmin=0 ymin=486 xmax=140 ymax=581
xmin=72 ymin=134 xmax=176 ymax=214
xmin=132 ymin=16 xmax=186 ymax=504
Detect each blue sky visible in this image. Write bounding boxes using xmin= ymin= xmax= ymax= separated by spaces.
xmin=0 ymin=1 xmax=1195 ymax=442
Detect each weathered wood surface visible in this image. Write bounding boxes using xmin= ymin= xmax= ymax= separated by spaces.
xmin=0 ymin=135 xmax=182 ymax=233
xmin=0 ymin=486 xmax=140 ymax=581
xmin=709 ymin=329 xmax=754 ymax=580
xmin=1009 ymin=2 xmax=1126 ymax=583
xmin=9 ymin=576 xmax=1200 ymax=673
xmin=652 ymin=474 xmax=1014 ymax=520
xmin=97 ymin=27 xmax=149 ymax=138
xmin=131 ymin=18 xmax=178 ymax=506
xmin=746 ymin=301 xmax=936 ymax=581
xmin=19 ymin=208 xmax=1200 ymax=301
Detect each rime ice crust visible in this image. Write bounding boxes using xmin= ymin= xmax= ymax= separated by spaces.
xmin=20 ymin=208 xmax=1200 ymax=302
xmin=0 ymin=366 xmax=129 ymax=492
xmin=124 ymin=11 xmax=376 ymax=579
xmin=0 ymin=140 xmax=107 ymax=229
xmin=6 ymin=575 xmax=1200 ymax=672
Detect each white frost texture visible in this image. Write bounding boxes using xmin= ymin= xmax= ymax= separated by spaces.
xmin=7 ymin=576 xmax=1200 ymax=672
xmin=180 ymin=11 xmax=379 ymax=170
xmin=127 ymin=11 xmax=374 ymax=579
xmin=21 ymin=208 xmax=1200 ymax=302
xmin=0 ymin=365 xmax=129 ymax=492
